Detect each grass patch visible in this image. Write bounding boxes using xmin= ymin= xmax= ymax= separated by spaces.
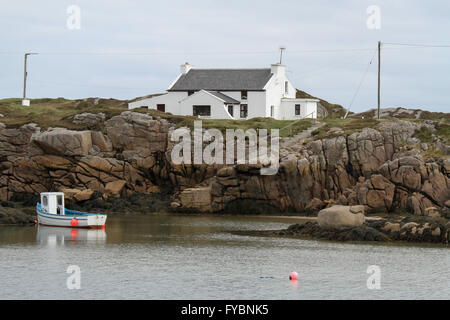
xmin=311 ymin=118 xmax=382 ymax=139
xmin=0 ymin=98 xmax=313 ymax=137
xmin=413 ymin=122 xmax=450 ymax=143
xmin=0 ymin=97 xmax=128 ymax=130
xmin=174 ymin=117 xmax=313 ymax=137
xmin=296 ymin=89 xmax=346 ymax=118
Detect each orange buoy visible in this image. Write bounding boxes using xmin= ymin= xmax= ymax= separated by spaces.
xmin=70 ymin=218 xmax=78 ymax=226
xmin=289 ymin=272 xmax=298 ymax=281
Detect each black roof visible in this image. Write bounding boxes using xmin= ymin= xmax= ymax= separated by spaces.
xmin=169 ymin=68 xmax=272 ymax=91
xmin=205 ymin=91 xmax=240 ymax=104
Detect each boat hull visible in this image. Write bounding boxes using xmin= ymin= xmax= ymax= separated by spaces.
xmin=36 ymin=209 xmax=107 ymax=229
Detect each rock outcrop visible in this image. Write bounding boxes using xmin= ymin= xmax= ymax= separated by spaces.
xmin=245 ymin=215 xmax=449 ymax=244
xmin=203 ymin=120 xmax=448 ymax=216
xmin=0 ymin=112 xmax=448 ymax=218
xmin=0 ymin=112 xmax=169 ymax=202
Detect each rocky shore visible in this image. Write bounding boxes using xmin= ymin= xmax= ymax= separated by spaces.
xmin=0 ymin=201 xmax=35 ymax=225
xmin=238 ymin=215 xmax=449 ymax=245
xmin=0 ymin=109 xmax=449 ymax=234
xmin=231 ymin=203 xmax=449 ymax=244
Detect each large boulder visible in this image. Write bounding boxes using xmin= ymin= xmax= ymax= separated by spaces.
xmin=104 ymin=180 xmax=127 ymax=198
xmin=32 ymin=128 xmax=92 ymax=156
xmin=317 ymin=205 xmax=365 ymax=229
xmin=178 ymin=187 xmax=212 ymax=212
xmin=105 ymin=111 xmax=168 ymax=153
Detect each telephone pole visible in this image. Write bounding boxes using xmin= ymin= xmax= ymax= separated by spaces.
xmin=22 ymin=52 xmax=38 ymax=105
xmin=377 ymin=41 xmax=381 ymax=119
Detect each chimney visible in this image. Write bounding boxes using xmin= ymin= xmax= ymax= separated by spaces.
xmin=271 ymin=63 xmax=286 ymax=77
xmin=180 ymin=62 xmax=194 ymax=75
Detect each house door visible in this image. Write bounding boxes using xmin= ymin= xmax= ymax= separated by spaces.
xmin=157 ymin=104 xmax=165 ymax=112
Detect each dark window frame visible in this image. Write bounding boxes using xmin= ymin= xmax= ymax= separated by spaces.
xmin=295 ymin=104 xmax=301 ymax=116
xmin=241 ymin=90 xmax=248 ymax=100
xmin=240 ymin=104 xmax=248 ymax=118
xmin=285 ymin=81 xmax=289 ymax=94
xmin=228 ymin=105 xmax=233 ymax=117
xmin=193 ymin=105 xmax=211 ymax=117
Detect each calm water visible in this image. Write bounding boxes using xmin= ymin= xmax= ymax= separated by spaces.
xmin=0 ymin=214 xmax=448 ymax=300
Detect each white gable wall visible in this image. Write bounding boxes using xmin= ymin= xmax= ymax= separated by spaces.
xmin=264 ymin=64 xmax=296 ymax=119
xmin=219 ymin=91 xmax=266 ymax=119
xmin=179 ymin=90 xmax=234 ymax=119
xmin=128 ymin=92 xmax=187 ymax=114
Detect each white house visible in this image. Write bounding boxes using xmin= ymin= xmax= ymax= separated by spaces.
xmin=128 ymin=62 xmax=319 ymax=120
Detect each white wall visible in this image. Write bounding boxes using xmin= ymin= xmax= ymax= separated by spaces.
xmin=279 ymin=98 xmax=319 ymax=119
xmin=128 ymin=92 xmax=187 ymax=114
xmin=128 ymin=63 xmax=308 ymax=120
xmin=264 ymin=64 xmax=296 ymax=119
xmin=179 ymin=90 xmax=234 ymax=119
xmin=203 ymin=91 xmax=266 ymax=119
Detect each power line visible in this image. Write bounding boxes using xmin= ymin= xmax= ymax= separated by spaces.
xmin=289 ymin=51 xmax=372 ymax=81
xmin=344 ymin=48 xmax=377 ymax=119
xmin=0 ymin=48 xmax=378 ymax=56
xmin=31 ymin=80 xmax=150 ymax=91
xmin=383 ymin=42 xmax=450 ymax=48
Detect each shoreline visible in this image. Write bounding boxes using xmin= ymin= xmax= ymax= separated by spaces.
xmin=1 ymin=204 xmax=449 ymax=248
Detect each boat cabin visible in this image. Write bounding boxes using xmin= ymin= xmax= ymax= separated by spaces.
xmin=40 ymin=192 xmax=65 ymax=215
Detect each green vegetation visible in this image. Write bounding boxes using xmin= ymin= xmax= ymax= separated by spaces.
xmin=417 ymin=110 xmax=450 ymax=122
xmin=1 ymin=95 xmax=447 ymax=142
xmin=296 ymin=89 xmax=347 ymax=118
xmin=311 ymin=118 xmax=382 ymax=139
xmin=174 ymin=116 xmax=313 ymax=137
xmin=0 ymin=98 xmax=313 ymax=137
xmin=413 ymin=122 xmax=450 ymax=143
xmin=0 ymin=98 xmax=127 ymax=129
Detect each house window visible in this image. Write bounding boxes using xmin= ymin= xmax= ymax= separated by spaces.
xmin=193 ymin=105 xmax=211 ymax=117
xmin=157 ymin=104 xmax=165 ymax=112
xmin=241 ymin=91 xmax=247 ymax=100
xmin=228 ymin=105 xmax=233 ymax=117
xmin=295 ymin=104 xmax=301 ymax=116
xmin=188 ymin=90 xmax=195 ymax=96
xmin=285 ymin=81 xmax=289 ymax=94
xmin=240 ymin=104 xmax=248 ymax=118
xmin=270 ymin=105 xmax=274 ymax=118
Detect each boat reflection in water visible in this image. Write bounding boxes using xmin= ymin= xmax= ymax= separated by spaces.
xmin=37 ymin=225 xmax=106 ymax=245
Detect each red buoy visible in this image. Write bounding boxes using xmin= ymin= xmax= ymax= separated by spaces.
xmin=70 ymin=218 xmax=78 ymax=226
xmin=289 ymin=272 xmax=298 ymax=281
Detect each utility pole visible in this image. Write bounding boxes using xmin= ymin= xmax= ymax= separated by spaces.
xmin=279 ymin=46 xmax=286 ymax=64
xmin=22 ymin=52 xmax=38 ymax=106
xmin=377 ymin=41 xmax=381 ymax=119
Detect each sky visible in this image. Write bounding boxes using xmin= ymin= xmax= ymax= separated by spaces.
xmin=0 ymin=0 xmax=449 ymax=113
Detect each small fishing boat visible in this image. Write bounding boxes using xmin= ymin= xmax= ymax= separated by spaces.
xmin=36 ymin=192 xmax=107 ymax=228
